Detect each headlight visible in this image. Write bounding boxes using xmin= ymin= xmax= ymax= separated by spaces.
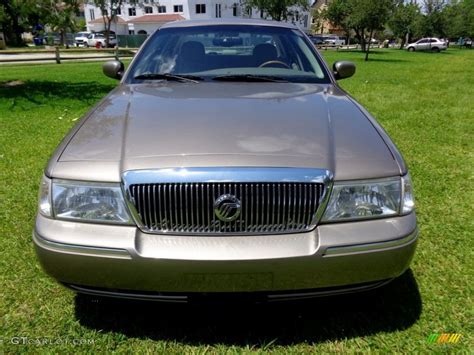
xmin=322 ymin=175 xmax=414 ymax=222
xmin=49 ymin=179 xmax=132 ymax=224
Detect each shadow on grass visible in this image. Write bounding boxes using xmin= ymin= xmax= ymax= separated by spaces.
xmin=75 ymin=270 xmax=421 ymax=346
xmin=0 ymin=80 xmax=115 ymax=108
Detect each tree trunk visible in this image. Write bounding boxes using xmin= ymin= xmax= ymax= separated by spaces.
xmin=399 ymin=35 xmax=405 ymax=49
xmin=360 ymin=29 xmax=366 ymax=52
xmin=365 ymin=29 xmax=374 ymax=61
xmin=60 ymin=30 xmax=65 ymax=47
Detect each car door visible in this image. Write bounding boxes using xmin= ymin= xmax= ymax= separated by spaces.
xmin=416 ymin=39 xmax=429 ymax=50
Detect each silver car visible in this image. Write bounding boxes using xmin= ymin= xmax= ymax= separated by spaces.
xmin=34 ymin=19 xmax=417 ymax=302
xmin=407 ymin=37 xmax=447 ymax=52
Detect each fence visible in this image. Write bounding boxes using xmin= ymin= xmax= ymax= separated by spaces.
xmin=117 ymin=35 xmax=148 ymax=48
xmin=0 ymin=47 xmax=137 ymax=64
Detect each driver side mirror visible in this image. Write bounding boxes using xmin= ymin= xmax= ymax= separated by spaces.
xmin=333 ymin=61 xmax=356 ymax=80
xmin=103 ymin=60 xmax=124 ymax=80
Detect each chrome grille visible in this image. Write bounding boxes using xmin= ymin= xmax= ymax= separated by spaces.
xmin=127 ymin=182 xmax=325 ymax=235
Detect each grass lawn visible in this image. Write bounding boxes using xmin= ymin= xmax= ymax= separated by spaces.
xmin=0 ymin=49 xmax=473 ymax=353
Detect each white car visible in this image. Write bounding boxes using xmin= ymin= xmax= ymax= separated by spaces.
xmin=86 ymin=33 xmax=117 ymax=48
xmin=323 ymin=35 xmax=345 ymax=46
xmin=74 ymin=32 xmax=91 ymax=47
xmin=407 ymin=38 xmax=447 ymax=52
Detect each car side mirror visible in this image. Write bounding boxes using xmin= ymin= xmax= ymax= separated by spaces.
xmin=103 ymin=60 xmax=124 ymax=80
xmin=333 ymin=61 xmax=356 ymax=80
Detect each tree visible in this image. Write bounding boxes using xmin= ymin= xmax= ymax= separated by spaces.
xmin=43 ymin=0 xmax=80 ymax=47
xmin=0 ymin=0 xmax=38 ymax=46
xmin=388 ymin=1 xmax=421 ymax=49
xmin=311 ymin=7 xmax=327 ymax=34
xmin=93 ymin=0 xmax=137 ymax=47
xmin=419 ymin=0 xmax=448 ymax=37
xmin=444 ymin=0 xmax=474 ymax=39
xmin=243 ymin=0 xmax=309 ymax=22
xmin=325 ymin=0 xmax=394 ymax=59
xmin=325 ymin=0 xmax=352 ymax=41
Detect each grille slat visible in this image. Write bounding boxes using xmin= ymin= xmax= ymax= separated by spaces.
xmin=128 ymin=182 xmax=324 ymax=235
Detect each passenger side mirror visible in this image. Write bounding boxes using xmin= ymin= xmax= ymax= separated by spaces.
xmin=333 ymin=61 xmax=356 ymax=80
xmin=103 ymin=60 xmax=124 ymax=80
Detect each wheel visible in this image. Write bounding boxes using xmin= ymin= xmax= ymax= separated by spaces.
xmin=431 ymin=47 xmax=440 ymax=52
xmin=408 ymin=47 xmax=415 ymax=52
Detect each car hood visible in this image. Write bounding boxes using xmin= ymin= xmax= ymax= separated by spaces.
xmin=53 ymin=82 xmax=401 ymax=182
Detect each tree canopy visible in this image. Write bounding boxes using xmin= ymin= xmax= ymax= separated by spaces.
xmin=0 ymin=0 xmax=80 ymax=46
xmin=243 ymin=0 xmax=309 ymax=21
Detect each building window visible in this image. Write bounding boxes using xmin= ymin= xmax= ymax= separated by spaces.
xmin=232 ymin=3 xmax=238 ymax=16
xmin=215 ymin=4 xmax=221 ymax=18
xmin=129 ymin=30 xmax=135 ymax=35
xmin=195 ymin=4 xmax=206 ymax=14
xmin=114 ymin=7 xmax=121 ymax=15
xmin=128 ymin=8 xmax=136 ymax=16
xmin=145 ymin=6 xmax=153 ymax=14
xmin=174 ymin=5 xmax=183 ymax=12
xmin=89 ymin=8 xmax=95 ymax=20
xmin=157 ymin=5 xmax=166 ymax=13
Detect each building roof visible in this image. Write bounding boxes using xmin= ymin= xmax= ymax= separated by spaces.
xmin=128 ymin=14 xmax=185 ymax=23
xmin=161 ymin=18 xmax=298 ymax=30
xmin=89 ymin=16 xmax=127 ymax=24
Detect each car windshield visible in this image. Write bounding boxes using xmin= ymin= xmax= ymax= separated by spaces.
xmin=127 ymin=25 xmax=330 ymax=83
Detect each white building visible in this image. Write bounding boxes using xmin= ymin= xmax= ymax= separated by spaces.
xmin=84 ymin=0 xmax=311 ymax=36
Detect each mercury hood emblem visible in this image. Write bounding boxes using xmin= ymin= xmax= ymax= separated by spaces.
xmin=214 ymin=194 xmax=241 ymax=222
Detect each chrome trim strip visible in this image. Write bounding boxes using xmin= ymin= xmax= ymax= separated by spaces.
xmin=33 ymin=232 xmax=131 ymax=259
xmin=267 ymin=279 xmax=392 ymax=301
xmin=67 ymin=280 xmax=392 ymax=303
xmin=323 ymin=228 xmax=418 ymax=256
xmin=123 ymin=167 xmax=333 ymax=185
xmin=122 ymin=167 xmax=334 ymax=236
xmin=66 ymin=284 xmax=188 ymax=303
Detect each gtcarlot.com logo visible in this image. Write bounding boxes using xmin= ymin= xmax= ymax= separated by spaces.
xmin=5 ymin=336 xmax=95 ymax=346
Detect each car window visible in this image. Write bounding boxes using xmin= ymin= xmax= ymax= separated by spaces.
xmin=430 ymin=39 xmax=437 ymax=43
xmin=417 ymin=39 xmax=427 ymax=44
xmin=127 ymin=25 xmax=330 ymax=84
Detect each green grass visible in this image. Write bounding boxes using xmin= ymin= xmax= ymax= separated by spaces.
xmin=0 ymin=49 xmax=473 ymax=353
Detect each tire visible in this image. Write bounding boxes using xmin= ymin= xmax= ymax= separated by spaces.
xmin=431 ymin=47 xmax=440 ymax=52
xmin=408 ymin=47 xmax=415 ymax=52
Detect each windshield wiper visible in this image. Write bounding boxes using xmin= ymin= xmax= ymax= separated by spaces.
xmin=134 ymin=73 xmax=203 ymax=83
xmin=212 ymin=74 xmax=289 ymax=83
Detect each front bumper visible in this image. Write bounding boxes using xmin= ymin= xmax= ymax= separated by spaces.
xmin=33 ymin=212 xmax=417 ymax=298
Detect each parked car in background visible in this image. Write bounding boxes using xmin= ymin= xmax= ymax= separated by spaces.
xmin=34 ymin=19 xmax=417 ymax=302
xmin=407 ymin=38 xmax=447 ymax=52
xmin=74 ymin=32 xmax=91 ymax=47
xmin=323 ymin=35 xmax=345 ymax=46
xmin=308 ymin=34 xmax=324 ymax=45
xmin=368 ymin=38 xmax=379 ymax=45
xmin=86 ymin=33 xmax=117 ymax=48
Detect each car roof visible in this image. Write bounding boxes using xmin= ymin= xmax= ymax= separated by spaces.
xmin=160 ymin=18 xmax=298 ymax=30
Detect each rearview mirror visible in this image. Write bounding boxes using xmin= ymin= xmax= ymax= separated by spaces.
xmin=333 ymin=61 xmax=356 ymax=80
xmin=103 ymin=60 xmax=124 ymax=80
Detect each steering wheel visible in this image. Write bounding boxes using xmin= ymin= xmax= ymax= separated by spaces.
xmin=258 ymin=60 xmax=290 ymax=69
